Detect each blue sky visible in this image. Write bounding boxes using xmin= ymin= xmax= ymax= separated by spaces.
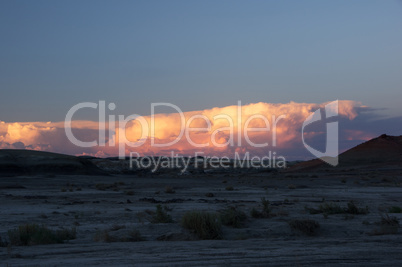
xmin=1 ymin=0 xmax=402 ymax=122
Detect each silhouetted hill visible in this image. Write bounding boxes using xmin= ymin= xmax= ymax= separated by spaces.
xmin=289 ymin=134 xmax=402 ymax=172
xmin=0 ymin=149 xmax=106 ymax=176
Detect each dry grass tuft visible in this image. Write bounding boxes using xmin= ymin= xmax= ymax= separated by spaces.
xmin=181 ymin=210 xmax=222 ymax=240
xmin=289 ymin=219 xmax=320 ymax=236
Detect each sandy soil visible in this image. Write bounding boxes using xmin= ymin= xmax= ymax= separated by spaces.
xmin=1 ymin=170 xmax=402 ymax=266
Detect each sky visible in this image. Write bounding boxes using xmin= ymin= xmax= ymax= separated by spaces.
xmin=0 ymin=0 xmax=401 ymax=159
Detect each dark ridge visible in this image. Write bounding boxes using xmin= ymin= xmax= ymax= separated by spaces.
xmin=0 ymin=149 xmax=107 ymax=176
xmin=288 ymin=134 xmax=402 ymax=172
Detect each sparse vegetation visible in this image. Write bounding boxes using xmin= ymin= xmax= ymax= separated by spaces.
xmin=110 ymin=224 xmax=126 ymax=231
xmin=125 ymin=229 xmax=144 ymax=242
xmin=251 ymin=197 xmax=271 ymax=218
xmin=7 ymin=224 xmax=76 ymax=246
xmin=124 ymin=190 xmax=134 ymax=196
xmin=380 ymin=214 xmax=399 ymax=227
xmin=220 ymin=207 xmax=247 ymax=228
xmin=151 ymin=204 xmax=173 ymax=223
xmin=165 ymin=186 xmax=175 ymax=194
xmin=288 ymin=184 xmax=296 ymax=189
xmin=94 ymin=227 xmax=144 ymax=242
xmin=289 ymin=219 xmax=320 ymax=236
xmin=181 ymin=210 xmax=222 ymax=240
xmin=95 ymin=182 xmax=123 ymax=191
xmin=371 ymin=214 xmax=400 ymax=235
xmin=307 ymin=201 xmax=368 ymax=215
xmin=388 ymin=206 xmax=402 ymax=213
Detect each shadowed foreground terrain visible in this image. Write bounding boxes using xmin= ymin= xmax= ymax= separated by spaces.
xmin=1 ymin=170 xmax=402 ymax=266
xmin=1 ymin=136 xmax=402 ymax=266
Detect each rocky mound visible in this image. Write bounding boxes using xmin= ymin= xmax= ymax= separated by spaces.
xmin=0 ymin=149 xmax=106 ymax=176
xmin=289 ymin=134 xmax=402 ymax=172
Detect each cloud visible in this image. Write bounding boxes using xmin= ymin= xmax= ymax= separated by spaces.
xmin=1 ymin=100 xmax=398 ymax=160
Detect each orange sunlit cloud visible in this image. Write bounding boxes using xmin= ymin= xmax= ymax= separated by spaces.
xmin=0 ymin=100 xmax=364 ymax=158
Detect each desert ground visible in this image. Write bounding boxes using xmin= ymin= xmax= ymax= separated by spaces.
xmin=1 ymin=168 xmax=402 ymax=266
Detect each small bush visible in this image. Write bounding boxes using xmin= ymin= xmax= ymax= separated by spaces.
xmin=251 ymin=197 xmax=271 ymax=218
xmin=152 ymin=204 xmax=173 ymax=223
xmin=165 ymin=186 xmax=175 ymax=194
xmin=288 ymin=184 xmax=296 ymax=189
xmin=96 ymin=183 xmax=111 ymax=191
xmin=307 ymin=201 xmax=368 ymax=215
xmin=110 ymin=224 xmax=126 ymax=231
xmin=94 ymin=228 xmax=144 ymax=242
xmin=94 ymin=230 xmax=113 ymax=242
xmin=0 ymin=235 xmax=7 ymax=247
xmin=318 ymin=202 xmax=344 ymax=214
xmin=125 ymin=229 xmax=145 ymax=242
xmin=388 ymin=206 xmax=402 ymax=213
xmin=380 ymin=214 xmax=399 ymax=227
xmin=220 ymin=207 xmax=247 ymax=228
xmin=124 ymin=190 xmax=134 ymax=196
xmin=251 ymin=208 xmax=261 ymax=218
xmin=181 ymin=211 xmax=222 ymax=240
xmin=8 ymin=224 xmax=76 ymax=246
xmin=289 ymin=219 xmax=320 ymax=236
xmin=345 ymin=201 xmax=369 ymax=215
xmin=95 ymin=182 xmax=120 ymax=191
xmin=371 ymin=214 xmax=399 ymax=235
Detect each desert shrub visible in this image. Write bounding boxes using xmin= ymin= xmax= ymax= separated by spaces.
xmin=251 ymin=197 xmax=271 ymax=218
xmin=95 ymin=182 xmax=121 ymax=191
xmin=8 ymin=224 xmax=76 ymax=246
xmin=124 ymin=190 xmax=134 ymax=196
xmin=181 ymin=210 xmax=222 ymax=240
xmin=164 ymin=186 xmax=175 ymax=194
xmin=261 ymin=197 xmax=270 ymax=213
xmin=124 ymin=229 xmax=144 ymax=242
xmin=220 ymin=207 xmax=247 ymax=228
xmin=94 ymin=228 xmax=144 ymax=242
xmin=372 ymin=214 xmax=400 ymax=235
xmin=95 ymin=183 xmax=111 ymax=191
xmin=345 ymin=201 xmax=369 ymax=215
xmin=318 ymin=203 xmax=344 ymax=214
xmin=152 ymin=204 xmax=173 ymax=223
xmin=94 ymin=230 xmax=113 ymax=242
xmin=110 ymin=224 xmax=126 ymax=231
xmin=380 ymin=214 xmax=399 ymax=227
xmin=0 ymin=235 xmax=7 ymax=247
xmin=307 ymin=201 xmax=368 ymax=215
xmin=288 ymin=184 xmax=296 ymax=189
xmin=225 ymin=186 xmax=234 ymax=191
xmin=289 ymin=219 xmax=320 ymax=236
xmin=388 ymin=206 xmax=402 ymax=213
xmin=251 ymin=208 xmax=261 ymax=218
